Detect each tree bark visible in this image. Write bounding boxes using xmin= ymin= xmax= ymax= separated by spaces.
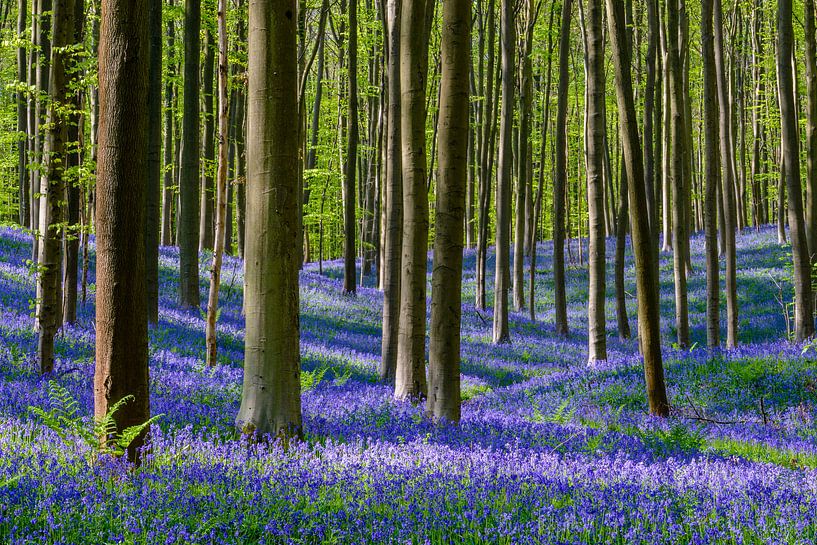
xmin=585 ymin=0 xmax=606 ymax=363
xmin=428 ymin=0 xmax=468 ymax=421
xmin=179 ymin=0 xmax=201 ymax=308
xmin=95 ymin=0 xmax=151 ymax=464
xmin=343 ymin=0 xmax=359 ymax=293
xmin=16 ymin=0 xmax=28 ymax=228
xmin=236 ymin=0 xmax=303 ymax=438
xmin=145 ymin=0 xmax=162 ymax=324
xmin=199 ymin=30 xmax=216 ymax=252
xmin=778 ymin=0 xmax=815 ymax=341
xmin=380 ymin=0 xmax=401 ymax=384
xmin=161 ymin=5 xmax=176 ymax=247
xmin=552 ymin=0 xmax=572 ymax=338
xmin=395 ymin=0 xmax=431 ymax=400
xmin=804 ymin=0 xmax=817 ymax=261
xmin=606 ymin=0 xmax=669 ymax=416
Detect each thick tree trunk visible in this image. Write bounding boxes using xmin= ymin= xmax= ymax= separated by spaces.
xmin=236 ymin=0 xmax=303 ymax=438
xmin=394 ymin=0 xmax=431 ymax=400
xmin=179 ymin=0 xmax=201 ymax=308
xmin=778 ymin=0 xmax=815 ymax=341
xmin=552 ymin=0 xmax=572 ymax=338
xmin=343 ymin=0 xmax=359 ymax=294
xmin=95 ymin=0 xmax=151 ymax=464
xmin=606 ymin=0 xmax=669 ymax=416
xmin=428 ymin=0 xmax=468 ymax=421
xmin=492 ymin=0 xmax=514 ymax=344
xmin=380 ymin=0 xmax=401 ymax=384
xmin=585 ymin=0 xmax=606 ymax=363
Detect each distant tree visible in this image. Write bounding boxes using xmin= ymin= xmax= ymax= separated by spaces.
xmin=428 ymin=0 xmax=469 ymax=421
xmin=236 ymin=0 xmax=303 ymax=438
xmin=145 ymin=0 xmax=162 ymax=324
xmin=95 ymin=0 xmax=151 ymax=463
xmin=199 ymin=29 xmax=216 ymax=252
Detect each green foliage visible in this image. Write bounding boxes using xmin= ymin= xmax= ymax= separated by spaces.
xmin=530 ymin=398 xmax=576 ymax=425
xmin=28 ymin=380 xmax=161 ymax=460
xmin=638 ymin=424 xmax=706 ymax=457
xmin=709 ymin=438 xmax=817 ymax=470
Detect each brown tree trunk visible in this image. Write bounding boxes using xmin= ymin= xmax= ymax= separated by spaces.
xmin=343 ymin=0 xmax=359 ymax=294
xmin=95 ymin=0 xmax=151 ymax=463
xmin=16 ymin=0 xmax=28 ymax=228
xmin=804 ymin=0 xmax=817 ymax=261
xmin=161 ymin=5 xmax=176 ymax=247
xmin=606 ymin=0 xmax=669 ymax=416
xmin=145 ymin=0 xmax=161 ymax=324
xmin=778 ymin=0 xmax=815 ymax=341
xmin=199 ymin=30 xmax=216 ymax=252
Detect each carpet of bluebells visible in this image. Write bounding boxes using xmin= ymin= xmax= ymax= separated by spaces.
xmin=0 ymin=225 xmax=816 ymax=544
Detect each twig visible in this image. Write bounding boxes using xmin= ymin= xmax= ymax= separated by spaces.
xmin=475 ymin=310 xmax=488 ymax=326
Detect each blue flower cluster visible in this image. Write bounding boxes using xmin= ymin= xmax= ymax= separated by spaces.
xmin=0 ymin=225 xmax=815 ymax=543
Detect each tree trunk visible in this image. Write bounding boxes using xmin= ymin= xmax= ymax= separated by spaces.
xmin=179 ymin=0 xmax=201 ymax=308
xmin=552 ymin=0 xmax=571 ymax=338
xmin=714 ymin=0 xmax=738 ymax=347
xmin=236 ymin=0 xmax=303 ymax=438
xmin=804 ymin=0 xmax=817 ymax=261
xmin=161 ymin=6 xmax=176 ymax=246
xmin=145 ymin=0 xmax=162 ymax=324
xmin=702 ymin=0 xmax=720 ymax=348
xmin=37 ymin=0 xmax=74 ymax=373
xmin=606 ymin=0 xmax=669 ymax=416
xmin=492 ymin=0 xmax=514 ymax=344
xmin=427 ymin=0 xmax=468 ymax=421
xmin=585 ymin=0 xmax=606 ymax=363
xmin=395 ymin=0 xmax=431 ymax=400
xmin=614 ymin=154 xmax=631 ymax=341
xmin=205 ymin=0 xmax=230 ymax=368
xmin=778 ymin=0 xmax=815 ymax=341
xmin=16 ymin=0 xmax=28 ymax=228
xmin=95 ymin=0 xmax=151 ymax=464
xmin=199 ymin=30 xmax=216 ymax=252
xmin=343 ymin=0 xmax=359 ymax=294
xmin=380 ymin=0 xmax=402 ymax=384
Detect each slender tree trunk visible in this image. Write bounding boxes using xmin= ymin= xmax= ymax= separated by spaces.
xmin=778 ymin=0 xmax=815 ymax=341
xmin=38 ymin=0 xmax=74 ymax=373
xmin=615 ymin=154 xmax=631 ymax=340
xmin=380 ymin=0 xmax=402 ymax=384
xmin=95 ymin=0 xmax=151 ymax=464
xmin=16 ymin=0 xmax=28 ymax=228
xmin=666 ymin=0 xmax=689 ymax=348
xmin=606 ymin=0 xmax=669 ymax=416
xmin=236 ymin=0 xmax=303 ymax=438
xmin=394 ymin=0 xmax=431 ymax=400
xmin=714 ymin=0 xmax=738 ymax=347
xmin=804 ymin=0 xmax=817 ymax=261
xmin=702 ymin=0 xmax=720 ymax=348
xmin=552 ymin=0 xmax=571 ymax=338
xmin=428 ymin=0 xmax=468 ymax=421
xmin=205 ymin=0 xmax=230 ymax=368
xmin=343 ymin=0 xmax=359 ymax=294
xmin=585 ymin=0 xmax=606 ymax=363
xmin=644 ymin=0 xmax=658 ymax=243
xmin=161 ymin=6 xmax=176 ymax=246
xmin=492 ymin=0 xmax=514 ymax=343
xmin=199 ymin=30 xmax=216 ymax=252
xmin=179 ymin=0 xmax=201 ymax=308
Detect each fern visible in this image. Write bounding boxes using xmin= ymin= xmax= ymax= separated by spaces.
xmin=28 ymin=380 xmax=162 ymax=461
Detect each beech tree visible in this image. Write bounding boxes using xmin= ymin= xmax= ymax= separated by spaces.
xmin=236 ymin=0 xmax=303 ymax=437
xmin=428 ymin=0 xmax=469 ymax=421
xmin=95 ymin=0 xmax=151 ymax=463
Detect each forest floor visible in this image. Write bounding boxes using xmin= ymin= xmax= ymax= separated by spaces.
xmin=0 ymin=226 xmax=816 ymax=543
